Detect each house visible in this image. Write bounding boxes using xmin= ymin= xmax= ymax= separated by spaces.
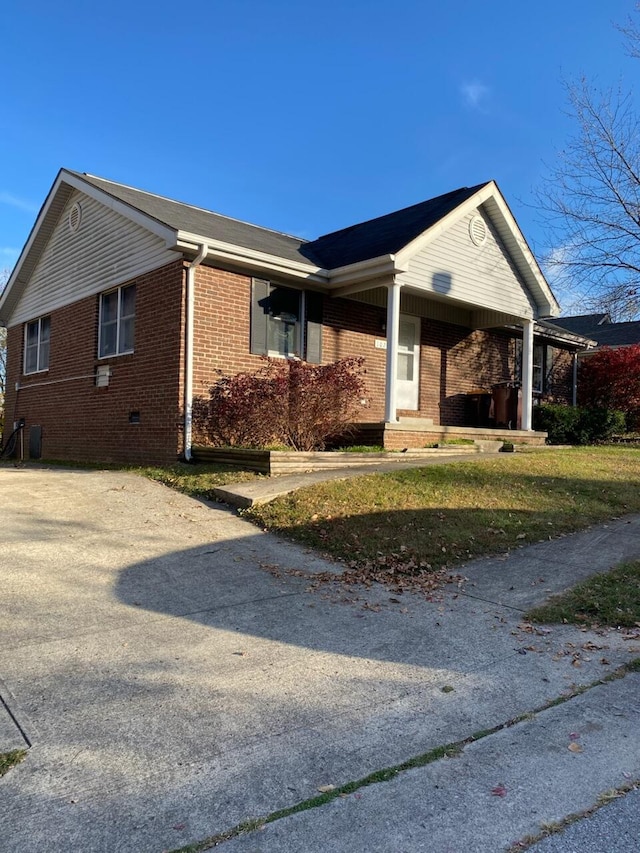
xmin=0 ymin=170 xmax=591 ymax=464
xmin=553 ymin=313 xmax=640 ymax=351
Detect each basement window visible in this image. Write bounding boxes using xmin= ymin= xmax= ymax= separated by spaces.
xmin=24 ymin=316 xmax=50 ymax=374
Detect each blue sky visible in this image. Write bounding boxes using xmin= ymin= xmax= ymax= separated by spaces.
xmin=2 ymin=0 xmax=637 ymax=308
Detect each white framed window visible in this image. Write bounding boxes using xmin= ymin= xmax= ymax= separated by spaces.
xmin=532 ymin=343 xmax=545 ymax=393
xmin=99 ymin=284 xmax=136 ymax=358
xmin=24 ymin=316 xmax=50 ymax=374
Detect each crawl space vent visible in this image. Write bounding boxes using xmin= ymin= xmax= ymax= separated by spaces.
xmin=68 ymin=202 xmax=82 ymax=233
xmin=469 ymin=215 xmax=487 ymax=247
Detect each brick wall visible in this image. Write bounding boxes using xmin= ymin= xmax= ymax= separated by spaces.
xmin=4 ymin=260 xmax=185 ymax=464
xmin=189 ymin=267 xmax=575 ymax=431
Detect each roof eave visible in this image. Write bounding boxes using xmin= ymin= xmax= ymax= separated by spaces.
xmin=326 ymin=255 xmax=405 ymax=289
xmin=175 ymin=232 xmax=329 ymax=284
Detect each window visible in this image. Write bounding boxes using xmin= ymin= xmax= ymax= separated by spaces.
xmin=532 ymin=343 xmax=545 ymax=393
xmin=250 ymin=279 xmax=323 ymax=363
xmin=516 ymin=339 xmax=553 ymax=393
xmin=99 ymin=284 xmax=135 ymax=357
xmin=24 ymin=316 xmax=50 ymax=374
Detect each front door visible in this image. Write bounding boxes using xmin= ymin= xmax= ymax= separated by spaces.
xmin=396 ymin=314 xmax=420 ymax=410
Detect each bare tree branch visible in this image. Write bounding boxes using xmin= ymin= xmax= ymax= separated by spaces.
xmin=537 ymin=40 xmax=640 ymax=320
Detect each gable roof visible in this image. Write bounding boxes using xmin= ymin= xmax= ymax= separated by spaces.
xmin=75 ymin=171 xmax=312 ymax=266
xmin=303 ymin=185 xmax=489 ymax=268
xmin=1 ymin=169 xmax=560 ymax=325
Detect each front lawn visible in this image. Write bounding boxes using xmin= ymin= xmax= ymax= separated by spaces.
xmin=245 ymin=448 xmax=640 ymax=575
xmin=134 ymin=462 xmax=263 ymax=499
xmin=526 ymin=559 xmax=640 ymax=628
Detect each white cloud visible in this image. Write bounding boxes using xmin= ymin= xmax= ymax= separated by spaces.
xmin=460 ymin=80 xmax=490 ymax=111
xmin=0 ymin=191 xmax=38 ymax=214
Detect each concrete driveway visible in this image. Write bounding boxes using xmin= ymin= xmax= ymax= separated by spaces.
xmin=1 ymin=466 xmax=640 ymax=852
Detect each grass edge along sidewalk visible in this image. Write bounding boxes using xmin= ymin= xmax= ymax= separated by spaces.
xmin=244 ymin=447 xmax=640 ymax=579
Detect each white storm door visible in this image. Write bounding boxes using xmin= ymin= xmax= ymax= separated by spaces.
xmin=396 ymin=314 xmax=420 ymax=410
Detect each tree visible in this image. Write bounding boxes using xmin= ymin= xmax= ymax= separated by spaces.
xmin=578 ymin=344 xmax=640 ymax=429
xmin=538 ymin=12 xmax=640 ymax=321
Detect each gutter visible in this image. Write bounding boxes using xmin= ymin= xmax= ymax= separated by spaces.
xmin=184 ymin=243 xmax=208 ymax=462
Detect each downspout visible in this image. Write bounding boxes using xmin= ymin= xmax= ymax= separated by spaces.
xmin=184 ymin=244 xmax=208 ymax=461
xmin=572 ymin=352 xmax=578 ymax=407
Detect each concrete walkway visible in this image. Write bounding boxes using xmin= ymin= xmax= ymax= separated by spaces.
xmin=1 ymin=466 xmax=639 ymax=853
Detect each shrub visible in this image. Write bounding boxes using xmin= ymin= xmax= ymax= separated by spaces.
xmin=533 ymin=403 xmax=626 ymax=445
xmin=194 ymin=357 xmax=367 ymax=451
xmin=578 ymin=345 xmax=640 ymax=430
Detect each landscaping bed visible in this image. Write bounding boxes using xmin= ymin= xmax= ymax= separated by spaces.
xmin=192 ymin=443 xmax=488 ymax=474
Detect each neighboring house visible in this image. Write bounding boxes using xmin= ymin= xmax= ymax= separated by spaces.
xmin=0 ymin=170 xmax=590 ymax=464
xmin=553 ymin=313 xmax=640 ymax=351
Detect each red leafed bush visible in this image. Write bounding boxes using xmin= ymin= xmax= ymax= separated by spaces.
xmin=578 ymin=344 xmax=640 ymax=429
xmin=194 ymin=357 xmax=367 ymax=451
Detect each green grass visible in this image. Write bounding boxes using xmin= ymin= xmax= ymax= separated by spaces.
xmin=0 ymin=749 xmax=26 ymax=777
xmin=132 ymin=462 xmax=263 ymax=499
xmin=245 ymin=448 xmax=640 ymax=574
xmin=527 ymin=559 xmax=640 ymax=627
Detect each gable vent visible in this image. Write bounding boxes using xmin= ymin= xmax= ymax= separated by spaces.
xmin=68 ymin=202 xmax=82 ymax=233
xmin=469 ymin=215 xmax=487 ymax=247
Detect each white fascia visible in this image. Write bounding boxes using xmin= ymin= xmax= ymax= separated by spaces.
xmin=175 ymin=232 xmax=329 ymax=284
xmin=394 ymin=181 xmax=560 ymax=319
xmin=326 ymin=255 xmax=408 ymax=291
xmin=60 ymin=170 xmax=177 ymax=244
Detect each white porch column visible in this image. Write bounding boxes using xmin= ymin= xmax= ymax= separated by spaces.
xmin=384 ymin=278 xmax=402 ymax=423
xmin=521 ymin=318 xmax=534 ymax=431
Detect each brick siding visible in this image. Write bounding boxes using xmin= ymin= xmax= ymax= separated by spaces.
xmin=4 ymin=260 xmax=185 ymax=464
xmin=4 ymin=258 xmax=577 ymax=463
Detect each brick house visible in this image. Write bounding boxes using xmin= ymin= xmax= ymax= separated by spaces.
xmin=0 ymin=169 xmax=589 ymax=464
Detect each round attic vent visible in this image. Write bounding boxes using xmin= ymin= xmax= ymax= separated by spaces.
xmin=469 ymin=215 xmax=487 ymax=247
xmin=68 ymin=202 xmax=82 ymax=233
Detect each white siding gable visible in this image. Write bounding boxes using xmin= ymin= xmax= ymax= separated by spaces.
xmin=11 ymin=190 xmax=178 ymax=325
xmin=399 ymin=207 xmax=536 ymax=320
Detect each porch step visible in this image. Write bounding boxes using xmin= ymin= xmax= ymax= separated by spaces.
xmin=395 ymin=417 xmax=435 ymax=429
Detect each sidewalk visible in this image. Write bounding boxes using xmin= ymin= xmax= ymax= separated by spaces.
xmin=1 ymin=467 xmax=639 ymax=853
xmin=209 ymin=516 xmax=640 ymax=853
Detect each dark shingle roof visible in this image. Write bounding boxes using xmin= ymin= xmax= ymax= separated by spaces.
xmin=303 ymin=184 xmax=490 ymax=268
xmin=553 ymin=313 xmax=640 ymax=347
xmin=73 ymin=171 xmax=489 ymax=271
xmin=587 ymin=321 xmax=640 ymax=347
xmin=552 ymin=314 xmax=610 ymax=336
xmin=74 ymin=172 xmax=312 ymax=265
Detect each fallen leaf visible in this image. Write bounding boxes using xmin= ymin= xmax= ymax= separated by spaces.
xmin=491 ymin=784 xmax=508 ymax=797
xmin=568 ymin=742 xmax=583 ymax=753
xmin=569 ymin=732 xmax=580 ymax=741
xmin=173 ymin=823 xmax=186 ymax=831
xmin=317 ymin=784 xmax=335 ymax=793
xmin=441 ymin=685 xmax=455 ymax=693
